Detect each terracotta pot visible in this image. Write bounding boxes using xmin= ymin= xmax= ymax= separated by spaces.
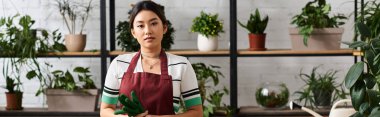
xmin=65 ymin=34 xmax=86 ymax=52
xmin=289 ymin=28 xmax=344 ymax=50
xmin=248 ymin=33 xmax=266 ymax=51
xmin=5 ymin=92 xmax=23 ymax=110
xmin=197 ymin=34 xmax=218 ymax=52
xmin=46 ymin=89 xmax=99 ymax=112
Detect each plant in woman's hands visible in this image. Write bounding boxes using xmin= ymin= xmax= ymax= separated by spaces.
xmin=114 ymin=91 xmax=145 ymax=116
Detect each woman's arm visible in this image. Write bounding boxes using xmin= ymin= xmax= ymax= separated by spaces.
xmin=100 ymin=102 xmax=119 ymax=117
xmin=146 ymin=105 xmax=203 ymax=117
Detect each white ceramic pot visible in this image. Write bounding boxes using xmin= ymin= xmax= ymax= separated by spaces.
xmin=197 ymin=34 xmax=218 ymax=52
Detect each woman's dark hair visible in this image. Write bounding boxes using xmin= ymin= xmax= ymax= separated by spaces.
xmin=129 ymin=1 xmax=167 ymax=29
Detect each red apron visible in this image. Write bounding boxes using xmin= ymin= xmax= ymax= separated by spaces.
xmin=119 ymin=50 xmax=175 ymax=115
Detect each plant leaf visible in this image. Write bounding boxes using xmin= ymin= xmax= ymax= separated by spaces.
xmin=356 ymin=22 xmax=371 ymax=38
xmin=363 ymin=74 xmax=376 ymax=89
xmin=350 ymin=80 xmax=365 ymax=110
xmin=26 ymin=70 xmax=37 ymax=79
xmin=349 ymin=41 xmax=367 ymax=48
xmin=369 ymin=111 xmax=380 ymax=117
xmin=370 ymin=107 xmax=380 ymax=116
xmin=367 ymin=90 xmax=380 ymax=108
xmin=359 ymin=102 xmax=369 ymax=115
xmin=345 ymin=62 xmax=364 ymax=89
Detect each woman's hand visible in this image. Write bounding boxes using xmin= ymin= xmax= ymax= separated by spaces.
xmin=114 ymin=111 xmax=148 ymax=117
xmin=135 ymin=111 xmax=149 ymax=117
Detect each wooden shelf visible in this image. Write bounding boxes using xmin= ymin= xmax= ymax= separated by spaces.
xmin=0 ymin=108 xmax=99 ymax=117
xmin=238 ymin=106 xmax=329 ymax=117
xmin=238 ymin=49 xmax=355 ymax=57
xmin=109 ymin=49 xmax=230 ymax=57
xmin=38 ymin=51 xmax=102 ymax=57
xmin=1 ymin=49 xmax=359 ymax=58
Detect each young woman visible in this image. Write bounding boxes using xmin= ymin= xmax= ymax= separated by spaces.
xmin=100 ymin=1 xmax=203 ymax=117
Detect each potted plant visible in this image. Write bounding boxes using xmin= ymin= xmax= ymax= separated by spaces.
xmin=27 ymin=65 xmax=98 ymax=112
xmin=2 ymin=76 xmax=23 ymax=110
xmin=238 ymin=8 xmax=269 ymax=51
xmin=0 ymin=14 xmax=66 ymax=110
xmin=294 ymin=66 xmax=347 ymax=109
xmin=116 ymin=4 xmax=175 ymax=52
xmin=290 ymin=0 xmax=347 ymax=50
xmin=344 ymin=1 xmax=380 ymax=116
xmin=56 ymin=0 xmax=93 ymax=52
xmin=191 ymin=11 xmax=224 ymax=52
xmin=191 ymin=63 xmax=233 ymax=117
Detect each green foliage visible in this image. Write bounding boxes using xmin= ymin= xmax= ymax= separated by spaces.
xmin=238 ymin=8 xmax=269 ymax=34
xmin=116 ymin=20 xmax=175 ymax=52
xmin=191 ymin=11 xmax=224 ymax=38
xmin=356 ymin=1 xmax=380 ymax=40
xmin=55 ymin=0 xmax=93 ymax=34
xmin=345 ymin=21 xmax=380 ymax=116
xmin=295 ymin=66 xmax=347 ymax=109
xmin=0 ymin=14 xmax=66 ymax=93
xmin=344 ymin=2 xmax=380 ymax=116
xmin=191 ymin=63 xmax=233 ymax=117
xmin=27 ymin=64 xmax=96 ymax=95
xmin=291 ymin=0 xmax=347 ymax=46
xmin=4 ymin=76 xmax=21 ymax=93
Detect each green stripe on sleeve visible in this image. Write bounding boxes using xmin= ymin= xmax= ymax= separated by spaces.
xmin=173 ymin=105 xmax=179 ymax=112
xmin=184 ymin=97 xmax=202 ymax=109
xmin=102 ymin=95 xmax=118 ymax=104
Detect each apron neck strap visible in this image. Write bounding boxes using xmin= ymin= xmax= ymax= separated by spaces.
xmin=125 ymin=50 xmax=169 ymax=78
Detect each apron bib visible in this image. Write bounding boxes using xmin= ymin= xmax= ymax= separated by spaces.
xmin=119 ymin=50 xmax=175 ymax=115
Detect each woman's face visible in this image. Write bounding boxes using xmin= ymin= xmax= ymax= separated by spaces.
xmin=131 ymin=10 xmax=167 ymax=50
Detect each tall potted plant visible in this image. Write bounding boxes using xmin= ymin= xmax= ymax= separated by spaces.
xmin=295 ymin=66 xmax=347 ymax=109
xmin=344 ymin=1 xmax=380 ymax=116
xmin=27 ymin=66 xmax=98 ymax=112
xmin=0 ymin=14 xmax=65 ymax=110
xmin=238 ymin=8 xmax=269 ymax=51
xmin=56 ymin=0 xmax=93 ymax=52
xmin=191 ymin=11 xmax=224 ymax=52
xmin=290 ymin=0 xmax=347 ymax=50
xmin=191 ymin=63 xmax=233 ymax=117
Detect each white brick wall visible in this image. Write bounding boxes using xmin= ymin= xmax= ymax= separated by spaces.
xmin=0 ymin=0 xmax=357 ymax=108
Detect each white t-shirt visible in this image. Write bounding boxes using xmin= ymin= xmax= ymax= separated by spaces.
xmin=101 ymin=52 xmax=201 ymax=113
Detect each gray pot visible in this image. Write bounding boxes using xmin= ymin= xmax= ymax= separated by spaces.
xmin=312 ymin=90 xmax=332 ymax=107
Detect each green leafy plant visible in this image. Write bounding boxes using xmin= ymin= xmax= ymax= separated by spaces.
xmin=291 ymin=0 xmax=347 ymax=46
xmin=191 ymin=63 xmax=232 ymax=117
xmin=56 ymin=0 xmax=93 ymax=35
xmin=295 ymin=66 xmax=347 ymax=109
xmin=3 ymin=76 xmax=22 ymax=93
xmin=343 ymin=1 xmax=380 ymax=116
xmin=0 ymin=14 xmax=66 ymax=94
xmin=191 ymin=11 xmax=224 ymax=38
xmin=238 ymin=8 xmax=269 ymax=34
xmin=344 ymin=24 xmax=380 ymax=117
xmin=116 ymin=20 xmax=175 ymax=52
xmin=27 ymin=64 xmax=96 ymax=95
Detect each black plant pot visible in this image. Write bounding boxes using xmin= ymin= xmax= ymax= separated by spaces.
xmin=313 ymin=90 xmax=332 ymax=107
